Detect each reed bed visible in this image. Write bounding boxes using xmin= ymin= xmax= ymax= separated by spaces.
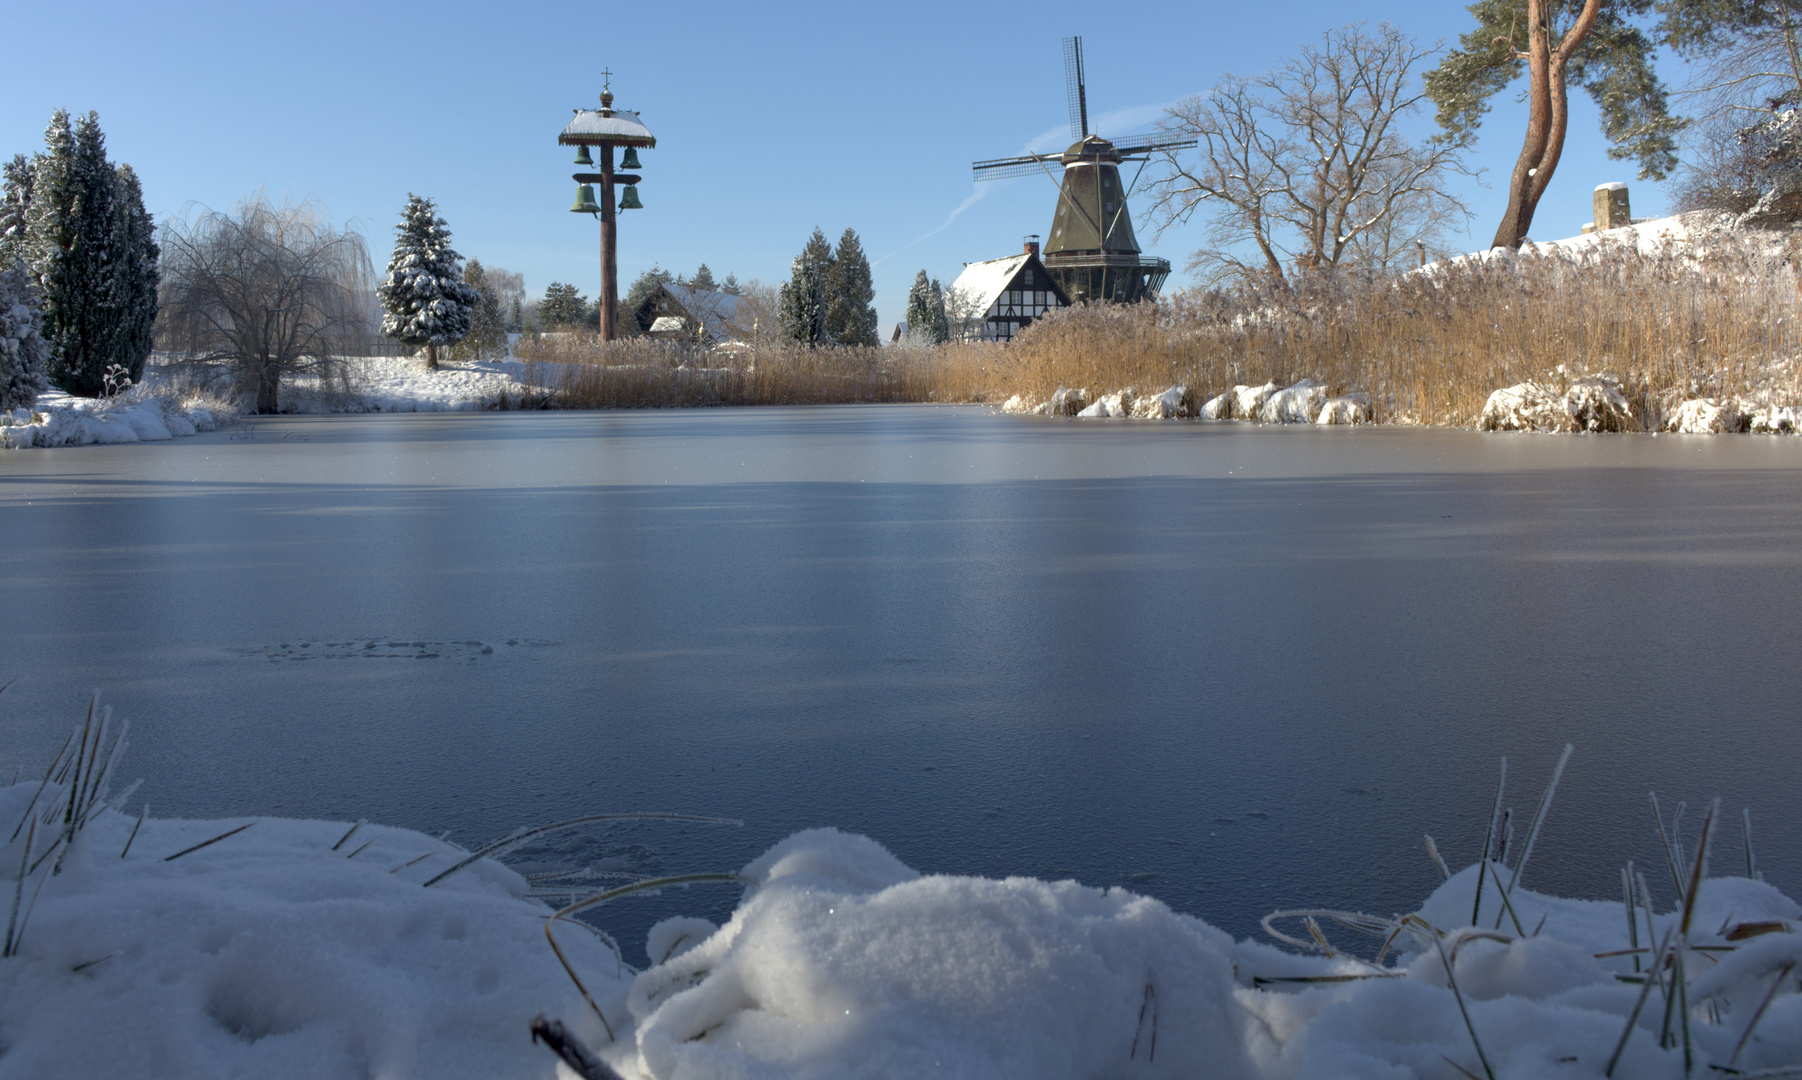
xmin=512 ymin=225 xmax=1801 ymax=426
xmin=508 ymin=334 xmax=1005 ymax=410
xmin=996 ymin=226 xmax=1802 ymax=425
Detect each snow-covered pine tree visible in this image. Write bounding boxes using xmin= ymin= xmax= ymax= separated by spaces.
xmin=27 ymin=111 xmax=120 ymax=396
xmin=378 ymin=194 xmax=480 ymax=369
xmin=457 ymin=258 xmax=507 ymax=361
xmin=905 ymin=270 xmax=933 ymax=344
xmin=825 ymin=228 xmax=878 ymax=347
xmin=0 ymin=156 xmax=31 ymax=264
xmin=0 ymin=261 xmax=49 ymax=411
xmin=779 ymin=228 xmax=834 ymax=345
xmin=108 ymin=163 xmax=158 ymax=384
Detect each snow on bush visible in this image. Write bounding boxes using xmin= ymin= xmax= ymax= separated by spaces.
xmin=1131 ymin=385 xmax=1195 ymax=419
xmin=1479 ymin=377 xmax=1638 ymax=433
xmin=1232 ymin=381 xmax=1281 ymax=418
xmin=1316 ymin=391 xmax=1372 ymax=425
xmin=1665 ymin=398 xmax=1745 ymax=434
xmin=1259 ymin=379 xmax=1329 ymax=424
xmin=1077 ymin=389 xmax=1134 ymax=417
xmin=1201 ymin=390 xmax=1234 ymax=419
xmin=0 ymin=388 xmax=228 ymax=449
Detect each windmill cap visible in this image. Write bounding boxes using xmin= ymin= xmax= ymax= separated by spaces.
xmin=1061 ymin=134 xmax=1121 ymax=163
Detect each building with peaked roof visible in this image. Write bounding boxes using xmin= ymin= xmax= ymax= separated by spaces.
xmin=630 ymin=282 xmax=754 ymax=344
xmin=945 ymin=241 xmax=1071 ymax=342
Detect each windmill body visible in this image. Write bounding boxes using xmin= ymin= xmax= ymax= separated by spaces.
xmin=972 ymin=38 xmax=1193 ymax=306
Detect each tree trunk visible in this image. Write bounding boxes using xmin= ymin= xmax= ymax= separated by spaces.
xmin=426 ymin=342 xmax=439 ymax=370
xmin=256 ymin=363 xmax=280 ymax=414
xmin=1490 ymin=0 xmax=1602 ymax=249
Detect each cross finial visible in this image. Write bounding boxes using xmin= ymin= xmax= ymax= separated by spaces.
xmin=601 ymin=68 xmax=613 ymax=92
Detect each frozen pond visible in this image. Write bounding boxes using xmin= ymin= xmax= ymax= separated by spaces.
xmin=3 ymin=406 xmax=1800 ymax=950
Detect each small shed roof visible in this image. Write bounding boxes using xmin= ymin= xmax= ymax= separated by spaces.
xmin=559 ymin=109 xmax=656 ymax=147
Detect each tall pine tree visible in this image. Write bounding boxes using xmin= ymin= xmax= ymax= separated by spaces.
xmin=905 ymin=270 xmax=945 ymax=345
xmin=778 ymin=227 xmax=835 ymax=345
xmin=378 ymin=194 xmax=480 ymax=369
xmin=0 ymin=112 xmax=158 ymax=396
xmin=110 ymin=164 xmax=158 ymax=384
xmin=825 ymin=228 xmax=878 ymax=347
xmin=457 ymin=258 xmax=508 ymax=360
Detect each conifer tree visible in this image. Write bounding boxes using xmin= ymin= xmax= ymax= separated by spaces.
xmin=621 ymin=265 xmax=674 ymax=334
xmin=690 ymin=263 xmax=717 ymax=291
xmin=720 ymin=273 xmax=742 ymax=296
xmin=929 ymin=279 xmax=949 ymax=344
xmin=905 ymin=270 xmax=943 ymax=344
xmin=779 ymin=227 xmax=835 ymax=345
xmin=109 ymin=164 xmax=158 ymax=384
xmin=825 ymin=228 xmax=878 ymax=346
xmin=3 ymin=112 xmax=159 ymax=396
xmin=539 ymin=283 xmax=589 ymax=327
xmin=378 ymin=194 xmax=480 ymax=368
xmin=0 ymin=261 xmax=49 ymax=411
xmin=457 ymin=258 xmax=507 ymax=360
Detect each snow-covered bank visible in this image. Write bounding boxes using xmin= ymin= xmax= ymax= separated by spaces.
xmin=6 ymin=781 xmax=1799 ymax=1079
xmin=267 ymin=355 xmax=545 ymax=413
xmin=0 ymin=389 xmax=229 ymax=448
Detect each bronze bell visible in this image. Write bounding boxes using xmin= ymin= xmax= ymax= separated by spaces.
xmin=620 ymin=146 xmax=642 ymax=170
xmin=569 ymin=184 xmax=601 ymax=214
xmin=617 ymin=184 xmax=644 ymax=211
xmin=573 ymin=144 xmax=594 ymax=167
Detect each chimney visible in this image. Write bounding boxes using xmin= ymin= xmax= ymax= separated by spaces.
xmin=1023 ymin=235 xmax=1040 ymax=257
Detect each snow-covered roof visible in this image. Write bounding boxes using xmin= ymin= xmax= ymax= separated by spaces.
xmin=948 ymin=254 xmax=1032 ymax=312
xmin=559 ymin=109 xmax=656 ymax=147
xmin=654 ymin=283 xmax=753 ymax=342
xmin=648 ymin=316 xmax=686 ymax=334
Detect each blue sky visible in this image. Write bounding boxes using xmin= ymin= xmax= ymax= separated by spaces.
xmin=2 ymin=0 xmax=1685 ymax=333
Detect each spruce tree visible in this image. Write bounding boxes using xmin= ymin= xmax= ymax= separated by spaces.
xmin=0 ymin=261 xmax=49 ymax=411
xmin=905 ymin=270 xmax=935 ymax=344
xmin=690 ymin=263 xmax=717 ymax=292
xmin=779 ymin=227 xmax=834 ymax=345
xmin=720 ymin=273 xmax=742 ymax=296
xmin=929 ymin=279 xmax=949 ymax=344
xmin=825 ymin=228 xmax=878 ymax=346
xmin=621 ymin=265 xmax=674 ymax=334
xmin=0 ymin=156 xmax=31 ymax=263
xmin=109 ymin=164 xmax=158 ymax=384
xmin=539 ymin=282 xmax=589 ymax=327
xmin=378 ymin=194 xmax=480 ymax=369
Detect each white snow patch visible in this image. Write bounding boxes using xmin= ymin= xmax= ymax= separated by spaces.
xmin=1131 ymin=385 xmax=1194 ymax=419
xmin=1479 ymin=376 xmax=1638 ymax=433
xmin=1259 ymin=380 xmax=1329 ymax=424
xmin=1665 ymin=397 xmax=1745 ymax=434
xmin=6 ymin=798 xmax=1802 ymax=1080
xmin=1231 ymin=381 xmax=1281 ymax=419
xmin=1077 ymin=389 xmax=1134 ymax=417
xmin=1316 ymin=392 xmax=1372 ymax=425
xmin=0 ymin=390 xmax=231 ymax=449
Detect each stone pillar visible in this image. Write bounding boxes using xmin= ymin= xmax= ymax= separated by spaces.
xmin=1593 ymin=183 xmax=1631 ymax=231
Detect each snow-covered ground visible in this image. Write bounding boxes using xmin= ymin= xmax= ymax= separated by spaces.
xmin=268 ymin=355 xmax=545 ymax=414
xmin=6 ymin=766 xmax=1798 ymax=1080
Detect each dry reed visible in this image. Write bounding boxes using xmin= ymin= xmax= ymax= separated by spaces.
xmin=511 ymin=223 xmax=1802 ymax=427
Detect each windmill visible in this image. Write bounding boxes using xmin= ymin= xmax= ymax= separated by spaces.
xmin=971 ymin=37 xmax=1195 ymax=304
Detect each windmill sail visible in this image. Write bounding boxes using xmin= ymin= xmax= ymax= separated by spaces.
xmin=1063 ymin=37 xmax=1088 ymax=140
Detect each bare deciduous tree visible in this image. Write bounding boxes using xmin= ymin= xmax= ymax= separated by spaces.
xmin=1144 ymin=23 xmax=1471 ymax=286
xmin=157 ymin=195 xmax=371 ymax=413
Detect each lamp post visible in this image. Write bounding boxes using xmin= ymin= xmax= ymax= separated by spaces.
xmin=560 ymin=73 xmax=654 ymax=341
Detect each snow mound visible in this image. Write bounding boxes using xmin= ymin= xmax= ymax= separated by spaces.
xmin=1077 ymin=389 xmax=1134 ymax=417
xmin=0 ymin=390 xmax=232 ymax=449
xmin=0 ymin=786 xmax=622 ymax=1080
xmin=1232 ymin=381 xmax=1281 ymax=418
xmin=999 ymin=394 xmax=1032 ymax=414
xmin=1259 ymin=380 xmax=1329 ymax=424
xmin=1751 ymin=404 xmax=1801 ymax=433
xmin=1132 ymin=385 xmax=1195 ymax=419
xmin=1033 ymin=386 xmax=1088 ymax=416
xmin=1665 ymin=397 xmax=1745 ymax=434
xmin=626 ymin=828 xmax=1252 ymax=1080
xmin=1200 ymin=390 xmax=1234 ymax=419
xmin=1316 ymin=392 xmax=1372 ymax=425
xmin=1479 ymin=377 xmax=1638 ymax=433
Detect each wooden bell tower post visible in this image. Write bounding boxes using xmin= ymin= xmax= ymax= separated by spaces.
xmin=559 ymin=73 xmax=654 ymax=340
